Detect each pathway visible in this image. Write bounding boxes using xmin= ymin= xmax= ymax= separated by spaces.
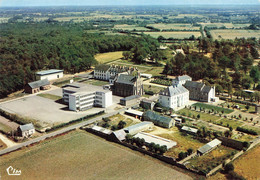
xmin=0 ymin=133 xmax=18 ymax=147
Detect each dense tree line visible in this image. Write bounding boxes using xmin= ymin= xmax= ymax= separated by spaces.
xmin=0 ymin=22 xmax=158 ymax=98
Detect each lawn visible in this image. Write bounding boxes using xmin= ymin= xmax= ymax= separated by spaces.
xmin=94 ymin=51 xmax=123 ymax=64
xmin=177 ymin=108 xmax=221 ymax=123
xmin=144 ymin=84 xmax=165 ymax=94
xmin=144 ymin=66 xmax=164 ymax=76
xmin=240 ymin=125 xmax=260 ymax=135
xmin=193 ymin=103 xmax=234 ymax=114
xmin=83 ymin=79 xmax=109 ymax=86
xmin=234 ymin=145 xmax=260 ymax=179
xmin=0 ymin=130 xmax=192 ymax=180
xmin=221 ymin=102 xmax=255 ymax=113
xmin=215 ymin=118 xmax=244 ymax=129
xmin=37 ymin=93 xmax=62 ymax=101
xmin=0 ymin=122 xmax=12 ymax=134
xmin=185 ymin=146 xmax=237 ymax=173
xmin=141 ymin=31 xmax=202 ymax=39
xmin=156 ymin=127 xmax=204 ymax=158
xmin=113 ymin=24 xmax=149 ymax=31
xmin=98 ymin=114 xmax=137 ymax=129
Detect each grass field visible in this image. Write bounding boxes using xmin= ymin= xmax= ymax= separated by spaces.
xmin=234 ymin=145 xmax=260 ymax=179
xmin=0 ymin=130 xmax=192 ymax=179
xmin=221 ymin=102 xmax=255 ymax=113
xmin=147 ymin=23 xmax=200 ymax=31
xmin=193 ymin=103 xmax=234 ymax=114
xmin=210 ymin=29 xmax=260 ymax=40
xmin=94 ymin=51 xmax=123 ymax=64
xmin=141 ymin=31 xmax=202 ymax=39
xmin=83 ymin=79 xmax=109 ymax=86
xmin=0 ymin=122 xmax=12 ymax=134
xmin=113 ymin=24 xmax=149 ymax=31
xmin=177 ymin=108 xmax=221 ymax=123
xmin=155 ymin=127 xmax=204 ymax=158
xmin=216 ymin=118 xmax=244 ymax=129
xmin=144 ymin=84 xmax=165 ymax=94
xmin=186 ymin=146 xmax=237 ymax=173
xmin=37 ymin=93 xmax=62 ymax=101
xmin=98 ymin=114 xmax=138 ymax=129
xmin=144 ymin=66 xmax=165 ymax=76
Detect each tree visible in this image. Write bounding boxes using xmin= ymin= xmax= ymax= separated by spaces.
xmin=215 ymin=84 xmax=223 ymax=95
xmin=159 ymin=145 xmax=167 ymax=155
xmin=224 ymin=130 xmax=232 ymax=138
xmin=224 ymin=163 xmax=234 ymax=173
xmin=122 ymin=51 xmax=132 ymax=60
xmin=197 ymin=114 xmax=200 ymax=119
xmin=250 ymin=66 xmax=260 ymax=88
xmin=178 ymin=152 xmax=186 ymax=160
xmin=187 ymin=148 xmax=193 ymax=155
xmin=250 ymin=46 xmax=259 ymax=59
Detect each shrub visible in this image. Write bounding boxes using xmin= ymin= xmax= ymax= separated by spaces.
xmin=224 ymin=163 xmax=234 ymax=172
xmin=187 ymin=148 xmax=193 ymax=155
xmin=236 ymin=127 xmax=258 ymax=135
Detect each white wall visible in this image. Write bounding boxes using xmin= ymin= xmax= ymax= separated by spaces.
xmin=37 ymin=72 xmax=63 ymax=81
xmin=69 ymin=94 xmax=77 ymax=111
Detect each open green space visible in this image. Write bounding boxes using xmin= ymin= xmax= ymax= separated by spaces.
xmin=144 ymin=84 xmax=165 ymax=95
xmin=113 ymin=24 xmax=149 ymax=31
xmin=140 ymin=31 xmax=202 ymax=39
xmin=94 ymin=51 xmax=123 ymax=64
xmin=215 ymin=118 xmax=244 ymax=129
xmin=37 ymin=93 xmax=62 ymax=101
xmin=193 ymin=103 xmax=234 ymax=114
xmin=240 ymin=125 xmax=260 ymax=135
xmin=147 ymin=23 xmax=200 ymax=31
xmin=83 ymin=79 xmax=109 ymax=86
xmin=0 ymin=122 xmax=12 ymax=134
xmin=177 ymin=108 xmax=221 ymax=123
xmin=221 ymin=102 xmax=255 ymax=113
xmin=144 ymin=66 xmax=165 ymax=76
xmin=0 ymin=130 xmax=192 ymax=179
xmin=186 ymin=146 xmax=237 ymax=173
xmin=210 ymin=29 xmax=260 ymax=40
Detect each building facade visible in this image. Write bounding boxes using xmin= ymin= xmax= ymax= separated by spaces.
xmin=172 ymin=75 xmax=192 ymax=86
xmin=159 ymin=84 xmax=189 ymax=110
xmin=36 ymin=69 xmax=64 ymax=80
xmin=184 ymin=81 xmax=216 ymax=102
xmin=17 ymin=123 xmax=35 ymax=137
xmin=24 ymin=79 xmax=50 ymax=94
xmin=142 ymin=110 xmax=174 ymax=128
xmin=112 ymin=73 xmax=144 ymax=97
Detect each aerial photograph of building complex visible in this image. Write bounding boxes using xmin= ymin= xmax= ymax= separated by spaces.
xmin=0 ymin=0 xmax=259 ymax=179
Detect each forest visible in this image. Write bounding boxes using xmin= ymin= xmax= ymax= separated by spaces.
xmin=0 ymin=22 xmax=158 ymax=98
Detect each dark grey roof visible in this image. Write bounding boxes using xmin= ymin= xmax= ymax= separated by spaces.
xmin=94 ymin=64 xmax=110 ymax=72
xmin=116 ymin=74 xmax=137 ymax=85
xmin=141 ymin=98 xmax=154 ymax=104
xmin=122 ymin=95 xmax=140 ymax=101
xmin=184 ymin=81 xmax=204 ymax=89
xmin=201 ymin=86 xmax=212 ymax=93
xmin=28 ymin=79 xmax=50 ymax=89
xmin=143 ymin=111 xmax=172 ymax=125
xmin=111 ymin=129 xmax=126 ymax=141
xmin=19 ymin=123 xmax=35 ymax=132
xmin=176 ymin=75 xmax=192 ymax=81
xmin=160 ymin=84 xmax=188 ymax=97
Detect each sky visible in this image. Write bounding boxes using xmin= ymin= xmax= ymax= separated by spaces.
xmin=0 ymin=0 xmax=260 ymax=7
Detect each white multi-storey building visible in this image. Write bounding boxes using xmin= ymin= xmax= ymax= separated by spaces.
xmin=159 ymin=83 xmax=189 ymax=110
xmin=62 ymin=83 xmax=112 ymax=111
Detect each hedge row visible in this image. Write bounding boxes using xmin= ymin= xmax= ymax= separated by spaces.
xmin=236 ymin=127 xmax=258 ymax=135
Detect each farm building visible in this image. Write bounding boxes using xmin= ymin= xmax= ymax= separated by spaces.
xmin=24 ymin=79 xmax=50 ymax=94
xmin=140 ymin=99 xmax=155 ymax=110
xmin=134 ymin=132 xmax=177 ymax=149
xmin=140 ymin=73 xmax=152 ymax=79
xmin=181 ymin=126 xmax=198 ymax=135
xmin=124 ymin=121 xmax=154 ymax=135
xmin=125 ymin=109 xmax=143 ymax=119
xmin=197 ymin=139 xmax=222 ymax=156
xmin=142 ymin=110 xmax=174 ymax=128
xmin=120 ymin=95 xmax=141 ymax=106
xmin=17 ymin=123 xmax=35 ymax=137
xmin=109 ymin=129 xmax=126 ymax=142
xmin=85 ymin=125 xmax=112 ymax=138
xmin=36 ymin=69 xmax=64 ymax=80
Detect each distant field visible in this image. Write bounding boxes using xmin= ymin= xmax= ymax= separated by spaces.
xmin=210 ymin=29 xmax=260 ymax=40
xmin=234 ymin=145 xmax=260 ymax=179
xmin=95 ymin=51 xmax=123 ymax=64
xmin=113 ymin=24 xmax=149 ymax=31
xmin=201 ymin=23 xmax=250 ymax=29
xmin=141 ymin=31 xmax=201 ymax=39
xmin=147 ymin=23 xmax=200 ymax=31
xmin=0 ymin=131 xmax=192 ymax=180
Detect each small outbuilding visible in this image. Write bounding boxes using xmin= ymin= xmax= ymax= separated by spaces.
xmin=197 ymin=139 xmax=221 ymax=156
xmin=120 ymin=95 xmax=141 ymax=106
xmin=125 ymin=109 xmax=143 ymax=119
xmin=124 ymin=121 xmax=154 ymax=135
xmin=142 ymin=110 xmax=174 ymax=128
xmin=140 ymin=99 xmax=155 ymax=110
xmin=24 ymin=79 xmax=50 ymax=94
xmin=109 ymin=129 xmax=126 ymax=142
xmin=181 ymin=126 xmax=198 ymax=135
xmin=17 ymin=123 xmax=35 ymax=137
xmin=36 ymin=69 xmax=64 ymax=81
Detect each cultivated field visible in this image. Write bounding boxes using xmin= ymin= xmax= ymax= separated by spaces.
xmin=141 ymin=31 xmax=202 ymax=39
xmin=147 ymin=23 xmax=200 ymax=31
xmin=0 ymin=130 xmax=192 ymax=180
xmin=113 ymin=24 xmax=149 ymax=31
xmin=95 ymin=51 xmax=123 ymax=64
xmin=210 ymin=29 xmax=260 ymax=40
xmin=234 ymin=145 xmax=260 ymax=179
xmin=201 ymin=23 xmax=250 ymax=29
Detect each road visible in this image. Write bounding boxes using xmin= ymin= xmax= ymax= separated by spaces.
xmin=0 ymin=108 xmax=126 ymax=156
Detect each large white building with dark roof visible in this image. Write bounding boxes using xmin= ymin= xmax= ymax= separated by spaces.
xmin=159 ymin=84 xmax=189 ymax=110
xmin=36 ymin=69 xmax=63 ymax=81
